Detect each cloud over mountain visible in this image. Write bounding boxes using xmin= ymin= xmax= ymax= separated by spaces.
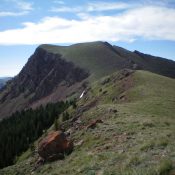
xmin=0 ymin=3 xmax=175 ymax=45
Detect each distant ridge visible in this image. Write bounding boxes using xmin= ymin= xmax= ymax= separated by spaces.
xmin=0 ymin=41 xmax=175 ymax=119
xmin=0 ymin=77 xmax=12 ymax=89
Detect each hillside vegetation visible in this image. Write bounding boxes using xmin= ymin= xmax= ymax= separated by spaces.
xmin=1 ymin=70 xmax=175 ymax=175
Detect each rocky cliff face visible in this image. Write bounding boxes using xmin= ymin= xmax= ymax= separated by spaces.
xmin=0 ymin=47 xmax=89 ymax=118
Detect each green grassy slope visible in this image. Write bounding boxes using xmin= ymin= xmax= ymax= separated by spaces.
xmin=1 ymin=70 xmax=175 ymax=175
xmin=119 ymin=71 xmax=175 ymax=117
xmin=40 ymin=42 xmax=175 ymax=81
xmin=40 ymin=42 xmax=131 ymax=81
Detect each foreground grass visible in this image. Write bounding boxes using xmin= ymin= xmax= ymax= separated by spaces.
xmin=1 ymin=70 xmax=175 ymax=175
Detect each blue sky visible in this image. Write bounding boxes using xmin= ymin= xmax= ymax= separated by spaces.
xmin=0 ymin=0 xmax=175 ymax=76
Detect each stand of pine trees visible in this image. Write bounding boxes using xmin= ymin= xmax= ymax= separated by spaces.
xmin=0 ymin=100 xmax=74 ymax=169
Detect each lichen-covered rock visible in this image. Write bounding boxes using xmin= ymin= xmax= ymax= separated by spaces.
xmin=38 ymin=131 xmax=73 ymax=161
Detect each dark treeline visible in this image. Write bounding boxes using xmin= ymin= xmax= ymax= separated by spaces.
xmin=0 ymin=100 xmax=75 ymax=169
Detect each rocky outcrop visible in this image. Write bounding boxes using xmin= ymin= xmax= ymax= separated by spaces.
xmin=1 ymin=47 xmax=89 ymax=102
xmin=0 ymin=47 xmax=89 ymax=118
xmin=38 ymin=131 xmax=73 ymax=161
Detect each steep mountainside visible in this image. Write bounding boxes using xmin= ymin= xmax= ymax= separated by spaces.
xmin=0 ymin=41 xmax=175 ymax=119
xmin=0 ymin=48 xmax=88 ymax=118
xmin=1 ymin=70 xmax=175 ymax=175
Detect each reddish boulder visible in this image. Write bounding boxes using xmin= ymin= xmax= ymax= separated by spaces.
xmin=38 ymin=131 xmax=73 ymax=161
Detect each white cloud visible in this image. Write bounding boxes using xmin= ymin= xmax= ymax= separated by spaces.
xmin=7 ymin=0 xmax=33 ymax=11
xmin=51 ymin=6 xmax=81 ymax=13
xmin=53 ymin=0 xmax=65 ymax=5
xmin=87 ymin=2 xmax=132 ymax=12
xmin=51 ymin=1 xmax=132 ymax=12
xmin=0 ymin=0 xmax=33 ymax=17
xmin=14 ymin=0 xmax=33 ymax=11
xmin=0 ymin=6 xmax=175 ymax=45
xmin=0 ymin=11 xmax=28 ymax=17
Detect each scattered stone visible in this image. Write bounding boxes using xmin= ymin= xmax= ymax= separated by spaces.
xmin=70 ymin=115 xmax=80 ymax=123
xmin=101 ymin=77 xmax=110 ymax=85
xmin=75 ymin=140 xmax=84 ymax=147
xmin=118 ymin=149 xmax=125 ymax=154
xmin=112 ymin=97 xmax=118 ymax=102
xmin=118 ymin=69 xmax=134 ymax=80
xmin=108 ymin=108 xmax=118 ymax=113
xmin=32 ymin=157 xmax=45 ymax=172
xmin=76 ymin=118 xmax=82 ymax=124
xmin=86 ymin=119 xmax=103 ymax=130
xmin=65 ymin=128 xmax=74 ymax=136
xmin=142 ymin=122 xmax=155 ymax=128
xmin=103 ymin=143 xmax=112 ymax=150
xmin=36 ymin=157 xmax=45 ymax=166
xmin=118 ymin=94 xmax=127 ymax=101
xmin=102 ymin=90 xmax=108 ymax=95
xmin=119 ymin=95 xmax=125 ymax=100
xmin=38 ymin=131 xmax=73 ymax=161
xmin=132 ymin=63 xmax=138 ymax=69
